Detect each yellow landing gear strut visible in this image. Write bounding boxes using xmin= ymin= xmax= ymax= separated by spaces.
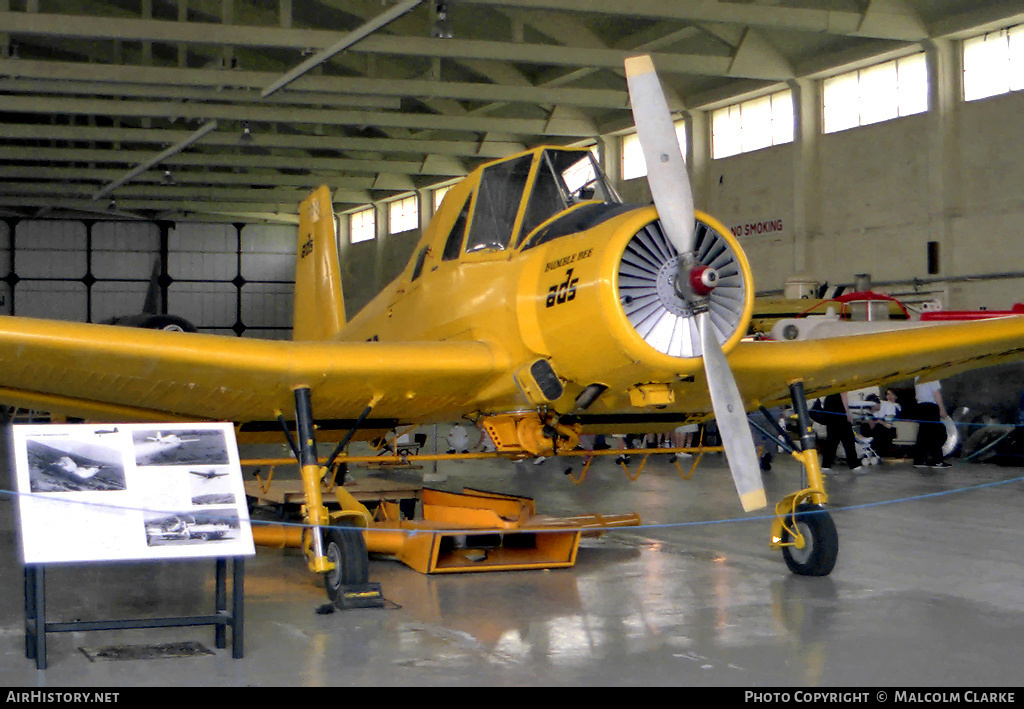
xmin=288 ymin=387 xmax=379 ymax=607
xmin=767 ymin=381 xmax=838 ymax=577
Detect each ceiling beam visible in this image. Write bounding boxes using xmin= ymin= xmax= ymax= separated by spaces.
xmin=0 ymin=147 xmax=469 ymax=176
xmin=0 ymin=58 xmax=628 ymax=109
xmin=262 ymin=0 xmax=423 ymax=97
xmin=0 ymin=182 xmax=370 ymax=204
xmin=0 ymin=94 xmax=598 ymax=137
xmin=0 ymin=165 xmax=376 ymax=189
xmin=451 ymin=0 xmax=930 ymax=41
xmin=93 ymin=120 xmax=220 ymax=200
xmin=0 ymin=195 xmax=305 ymax=221
xmin=0 ymin=11 xmax=786 ymax=79
xmin=0 ymin=77 xmax=402 ymax=110
xmin=0 ymin=122 xmax=523 ymax=159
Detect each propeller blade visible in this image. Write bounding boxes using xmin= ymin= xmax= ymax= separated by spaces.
xmin=627 ymin=54 xmax=763 ymax=512
xmin=624 ymin=54 xmax=696 ymax=255
xmin=699 ymin=312 xmax=767 ymax=512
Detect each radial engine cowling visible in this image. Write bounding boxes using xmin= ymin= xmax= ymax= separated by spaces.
xmin=525 ymin=205 xmax=754 ymax=401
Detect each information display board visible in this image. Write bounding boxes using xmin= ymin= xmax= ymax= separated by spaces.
xmin=11 ymin=422 xmax=255 ymax=564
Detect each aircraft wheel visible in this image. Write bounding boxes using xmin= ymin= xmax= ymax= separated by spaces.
xmin=142 ymin=315 xmax=198 ymax=332
xmin=781 ymin=503 xmax=838 ymax=577
xmin=323 ymin=522 xmax=369 ymax=602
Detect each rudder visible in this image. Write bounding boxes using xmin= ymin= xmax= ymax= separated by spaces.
xmin=293 ymin=185 xmax=346 ymax=341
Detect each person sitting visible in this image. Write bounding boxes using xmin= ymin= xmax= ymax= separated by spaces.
xmin=861 ymin=389 xmax=901 ymax=458
xmin=445 ymin=424 xmax=469 ymax=454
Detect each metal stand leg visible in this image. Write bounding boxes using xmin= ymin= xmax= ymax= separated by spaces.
xmin=215 ymin=558 xmax=226 ymax=649
xmin=232 ymin=558 xmax=244 ymax=659
xmin=24 ymin=566 xmax=46 ymax=670
xmin=24 ymin=567 xmax=33 ymax=660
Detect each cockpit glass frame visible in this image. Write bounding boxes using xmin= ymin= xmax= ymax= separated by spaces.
xmin=515 ymin=149 xmax=620 ymax=248
xmin=463 ymin=154 xmax=533 ymax=254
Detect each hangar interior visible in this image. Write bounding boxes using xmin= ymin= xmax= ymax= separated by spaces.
xmin=1 ymin=0 xmax=1024 ymax=687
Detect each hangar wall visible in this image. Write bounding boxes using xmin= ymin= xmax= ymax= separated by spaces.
xmin=616 ymin=86 xmax=1024 ymax=312
xmin=338 ymin=221 xmax=420 ymax=318
xmin=0 ymin=219 xmax=295 ymax=338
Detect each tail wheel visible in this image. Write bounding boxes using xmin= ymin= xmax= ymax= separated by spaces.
xmin=781 ymin=503 xmax=838 ymax=576
xmin=323 ymin=522 xmax=369 ymax=602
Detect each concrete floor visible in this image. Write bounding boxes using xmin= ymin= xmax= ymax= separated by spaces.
xmin=2 ymin=448 xmax=1023 ymax=687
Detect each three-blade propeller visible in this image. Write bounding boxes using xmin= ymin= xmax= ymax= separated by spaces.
xmin=625 ymin=55 xmax=767 ymax=512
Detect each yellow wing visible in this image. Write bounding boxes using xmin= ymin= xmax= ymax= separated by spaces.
xmin=729 ymin=315 xmax=1024 ymax=407
xmin=0 ymin=315 xmax=505 ymax=425
xmin=1 ymin=310 xmax=1022 ymax=431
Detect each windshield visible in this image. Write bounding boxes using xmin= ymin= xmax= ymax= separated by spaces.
xmin=464 ymin=154 xmax=532 ymax=253
xmin=517 ymin=149 xmax=619 ymax=247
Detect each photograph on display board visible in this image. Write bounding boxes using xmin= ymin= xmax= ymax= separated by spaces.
xmin=25 ymin=434 xmax=127 ymax=493
xmin=132 ymin=428 xmax=230 ymax=466
xmin=188 ymin=467 xmax=237 ymax=506
xmin=143 ymin=509 xmax=244 ymax=547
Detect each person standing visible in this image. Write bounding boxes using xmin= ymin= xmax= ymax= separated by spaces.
xmin=913 ymin=378 xmax=950 ymax=469
xmin=820 ymin=392 xmax=862 ymax=473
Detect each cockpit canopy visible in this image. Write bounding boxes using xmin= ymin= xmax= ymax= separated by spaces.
xmin=437 ymin=148 xmax=621 ymax=264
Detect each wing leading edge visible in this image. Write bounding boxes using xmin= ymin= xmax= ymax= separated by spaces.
xmin=0 ymin=311 xmax=1021 ymax=429
xmin=729 ymin=315 xmax=1024 ymax=408
xmin=0 ymin=315 xmax=505 ymax=424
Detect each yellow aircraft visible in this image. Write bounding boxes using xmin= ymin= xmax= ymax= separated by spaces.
xmin=3 ymin=56 xmax=1024 ymax=602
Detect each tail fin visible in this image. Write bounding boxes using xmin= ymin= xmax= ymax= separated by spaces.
xmin=293 ymin=185 xmax=346 ymax=341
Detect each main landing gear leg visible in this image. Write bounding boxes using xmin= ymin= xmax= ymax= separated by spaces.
xmin=769 ymin=381 xmax=839 ymax=576
xmin=292 ymin=387 xmax=370 ymax=603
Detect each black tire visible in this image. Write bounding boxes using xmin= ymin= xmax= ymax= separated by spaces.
xmin=142 ymin=315 xmax=198 ymax=332
xmin=781 ymin=503 xmax=838 ymax=576
xmin=322 ymin=522 xmax=369 ymax=602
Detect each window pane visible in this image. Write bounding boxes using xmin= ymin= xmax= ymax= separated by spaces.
xmin=713 ymin=91 xmax=793 ymax=158
xmin=674 ymin=120 xmax=688 ymax=160
xmin=712 ymin=104 xmax=741 ymax=158
xmin=465 ymin=154 xmax=532 ymax=252
xmin=823 ymin=54 xmax=926 ymax=133
xmin=388 ymin=195 xmax=418 ymax=234
xmin=621 ymin=132 xmax=646 ymax=180
xmin=859 ymin=61 xmax=898 ymax=126
xmin=964 ymin=31 xmax=1010 ymax=101
xmin=433 ymin=185 xmax=451 ymax=212
xmin=349 ymin=208 xmax=375 ymax=244
xmin=823 ymin=73 xmax=859 ymax=133
xmin=1009 ymin=26 xmax=1024 ymax=92
xmin=897 ymin=53 xmax=928 ymax=116
xmin=741 ymin=95 xmax=772 ymax=152
xmin=442 ymin=195 xmax=470 ymax=261
xmin=771 ymin=90 xmax=795 ymax=145
xmin=561 ymin=155 xmax=595 ymax=194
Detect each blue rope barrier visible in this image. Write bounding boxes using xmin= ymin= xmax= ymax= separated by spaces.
xmin=4 ymin=466 xmax=1024 ymax=537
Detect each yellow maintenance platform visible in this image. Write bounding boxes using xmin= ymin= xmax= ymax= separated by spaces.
xmin=244 ymin=463 xmax=641 ymax=574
